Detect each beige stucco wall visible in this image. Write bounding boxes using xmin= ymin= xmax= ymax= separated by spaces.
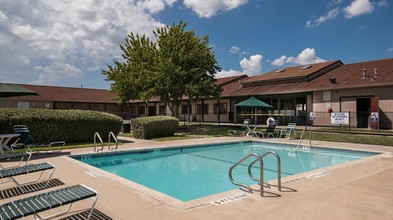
xmin=313 ymin=86 xmax=393 ymax=129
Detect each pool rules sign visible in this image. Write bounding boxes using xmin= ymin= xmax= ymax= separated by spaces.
xmin=331 ymin=112 xmax=349 ymax=125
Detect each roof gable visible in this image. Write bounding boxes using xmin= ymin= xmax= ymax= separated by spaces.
xmin=216 ymin=74 xmax=248 ymax=86
xmin=303 ymin=57 xmax=393 ymax=91
xmin=242 ymin=60 xmax=342 ymax=86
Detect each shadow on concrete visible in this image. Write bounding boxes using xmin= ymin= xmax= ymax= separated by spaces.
xmin=0 ymin=178 xmax=65 ymax=200
xmin=60 ymin=208 xmax=112 ymax=220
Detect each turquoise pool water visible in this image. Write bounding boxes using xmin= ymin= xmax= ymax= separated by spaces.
xmin=72 ymin=141 xmax=377 ymax=202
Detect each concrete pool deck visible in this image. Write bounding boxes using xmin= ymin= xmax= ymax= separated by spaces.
xmin=4 ymin=137 xmax=393 ymax=220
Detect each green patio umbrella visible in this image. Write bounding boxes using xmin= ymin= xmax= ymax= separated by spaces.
xmin=0 ymin=83 xmax=38 ymax=97
xmin=234 ymin=96 xmax=272 ymax=108
xmin=234 ymin=96 xmax=272 ymax=124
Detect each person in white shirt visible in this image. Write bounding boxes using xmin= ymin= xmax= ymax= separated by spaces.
xmin=266 ymin=116 xmax=275 ymax=125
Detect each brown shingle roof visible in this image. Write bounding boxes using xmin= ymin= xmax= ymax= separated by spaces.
xmin=230 ymin=58 xmax=393 ymax=97
xmin=217 ymin=75 xmax=248 ymax=97
xmin=216 ymin=74 xmax=247 ymax=86
xmin=242 ymin=60 xmax=342 ymax=86
xmin=129 ymin=75 xmax=249 ymax=102
xmin=303 ymin=57 xmax=393 ymax=92
xmin=6 ymin=84 xmax=119 ymax=103
xmin=5 ymin=58 xmax=392 ymax=103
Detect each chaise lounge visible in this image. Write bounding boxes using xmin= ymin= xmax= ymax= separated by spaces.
xmin=0 ymin=152 xmax=31 ymax=169
xmin=0 ymin=184 xmax=98 ymax=220
xmin=0 ymin=162 xmax=55 ymax=193
xmin=13 ymin=125 xmax=65 ymax=153
xmin=279 ymin=123 xmax=297 ymax=139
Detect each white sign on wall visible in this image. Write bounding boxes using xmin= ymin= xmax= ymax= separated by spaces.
xmin=331 ymin=112 xmax=349 ymax=124
xmin=371 ymin=112 xmax=379 ymax=123
xmin=310 ymin=112 xmax=316 ymax=121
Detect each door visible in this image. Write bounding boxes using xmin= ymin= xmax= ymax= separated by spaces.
xmin=356 ymin=98 xmax=370 ymax=128
xmin=148 ymin=106 xmax=155 ymax=116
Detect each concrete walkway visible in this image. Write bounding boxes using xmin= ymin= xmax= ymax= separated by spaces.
xmin=3 ymin=137 xmax=393 ymax=220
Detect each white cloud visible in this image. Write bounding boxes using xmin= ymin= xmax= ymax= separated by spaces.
xmin=271 ymin=48 xmax=327 ymax=66
xmin=137 ymin=0 xmax=177 ymax=14
xmin=0 ymin=0 xmax=165 ymax=86
xmin=271 ymin=55 xmax=287 ymax=66
xmin=306 ymin=8 xmax=339 ymax=28
xmin=328 ymin=0 xmax=344 ymax=7
xmin=183 ymin=0 xmax=248 ymax=18
xmin=343 ymin=0 xmax=374 ymax=19
xmin=32 ymin=62 xmax=84 ymax=85
xmin=216 ymin=69 xmax=242 ymax=78
xmin=240 ymin=55 xmax=263 ymax=76
xmin=0 ymin=10 xmax=7 ymax=22
xmin=217 ymin=54 xmax=263 ymax=78
xmin=377 ymin=0 xmax=387 ymax=6
xmin=229 ymin=46 xmax=241 ymax=54
xmin=387 ymin=48 xmax=393 ymax=52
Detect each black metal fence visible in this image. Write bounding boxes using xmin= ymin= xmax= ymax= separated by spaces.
xmin=310 ymin=111 xmax=392 ymax=130
xmin=110 ymin=111 xmax=393 ymax=130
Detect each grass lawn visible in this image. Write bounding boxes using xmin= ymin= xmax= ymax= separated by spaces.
xmin=119 ymin=123 xmax=393 ymax=146
xmin=21 ymin=124 xmax=390 ymax=152
xmin=303 ymin=132 xmax=393 ymax=146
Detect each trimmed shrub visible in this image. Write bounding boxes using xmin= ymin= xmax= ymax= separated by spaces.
xmin=131 ymin=116 xmax=179 ymax=139
xmin=0 ymin=108 xmax=123 ymax=143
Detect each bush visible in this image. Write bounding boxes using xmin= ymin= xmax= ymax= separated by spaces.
xmin=0 ymin=108 xmax=123 ymax=143
xmin=131 ymin=116 xmax=179 ymax=139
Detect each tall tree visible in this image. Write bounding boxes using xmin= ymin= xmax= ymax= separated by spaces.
xmin=103 ymin=33 xmax=156 ymax=104
xmin=102 ymin=21 xmax=221 ymax=117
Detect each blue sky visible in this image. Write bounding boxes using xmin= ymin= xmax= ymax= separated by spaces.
xmin=0 ymin=0 xmax=392 ymax=89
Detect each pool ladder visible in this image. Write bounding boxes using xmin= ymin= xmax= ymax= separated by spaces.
xmin=296 ymin=125 xmax=311 ymax=151
xmin=93 ymin=132 xmax=118 ymax=152
xmin=229 ymin=151 xmax=281 ymax=197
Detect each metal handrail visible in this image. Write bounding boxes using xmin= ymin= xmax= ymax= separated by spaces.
xmin=248 ymin=151 xmax=281 ymax=191
xmin=108 ymin=132 xmax=118 ymax=151
xmin=296 ymin=126 xmax=307 ymax=151
xmin=93 ymin=132 xmax=104 ymax=152
xmin=229 ymin=153 xmax=264 ymax=197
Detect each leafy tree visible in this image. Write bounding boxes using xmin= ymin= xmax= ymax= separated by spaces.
xmin=103 ymin=21 xmax=221 ymax=117
xmin=102 ymin=34 xmax=156 ymax=104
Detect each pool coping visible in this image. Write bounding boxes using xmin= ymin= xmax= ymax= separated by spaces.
xmin=63 ymin=138 xmax=390 ymax=211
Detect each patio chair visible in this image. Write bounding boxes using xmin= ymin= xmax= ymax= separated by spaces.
xmin=13 ymin=125 xmax=65 ymax=153
xmin=255 ymin=121 xmax=279 ymax=138
xmin=0 ymin=184 xmax=98 ymax=220
xmin=0 ymin=162 xmax=55 ymax=193
xmin=279 ymin=123 xmax=297 ymax=139
xmin=227 ymin=119 xmax=252 ymax=136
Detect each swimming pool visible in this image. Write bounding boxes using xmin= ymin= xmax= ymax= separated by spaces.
xmin=71 ymin=141 xmax=378 ymax=202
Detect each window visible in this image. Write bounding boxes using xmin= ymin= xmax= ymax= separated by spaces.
xmin=323 ymin=91 xmax=331 ymax=101
xmin=300 ymin=65 xmax=312 ymax=70
xmin=197 ymin=104 xmax=208 ymax=114
xmin=274 ymin=69 xmax=285 ymax=73
xmin=17 ymin=102 xmax=29 ymax=109
xmin=213 ymin=103 xmax=227 ymax=114
xmin=182 ymin=105 xmax=192 ymax=114
xmin=138 ymin=106 xmax=145 ymax=115
xmin=159 ymin=105 xmax=166 ymax=115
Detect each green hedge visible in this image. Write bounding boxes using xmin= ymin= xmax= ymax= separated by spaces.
xmin=0 ymin=108 xmax=123 ymax=143
xmin=131 ymin=116 xmax=179 ymax=139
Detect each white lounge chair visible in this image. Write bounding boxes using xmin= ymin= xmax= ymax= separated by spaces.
xmin=279 ymin=123 xmax=297 ymax=139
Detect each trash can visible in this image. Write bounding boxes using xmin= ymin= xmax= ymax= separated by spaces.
xmin=122 ymin=123 xmax=131 ymax=133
